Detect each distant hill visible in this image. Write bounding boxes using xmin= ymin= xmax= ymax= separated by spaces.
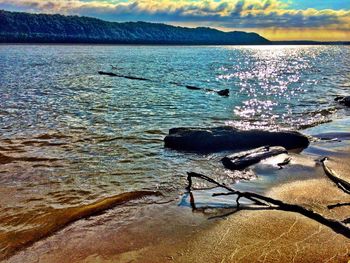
xmin=0 ymin=10 xmax=269 ymax=45
xmin=271 ymin=40 xmax=350 ymax=45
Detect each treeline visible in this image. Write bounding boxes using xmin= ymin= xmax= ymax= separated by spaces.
xmin=0 ymin=10 xmax=269 ymax=45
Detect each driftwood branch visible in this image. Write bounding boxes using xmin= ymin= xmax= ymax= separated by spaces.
xmin=187 ymin=172 xmax=268 ymax=206
xmin=321 ymin=157 xmax=350 ymax=195
xmin=278 ymin=157 xmax=291 ymax=169
xmin=328 ymin=202 xmax=350 ymax=209
xmin=343 ymin=218 xmax=350 ymax=224
xmin=186 ymin=172 xmax=350 ymax=239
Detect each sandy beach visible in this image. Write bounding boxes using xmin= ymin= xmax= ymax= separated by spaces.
xmin=1 ymin=2 xmax=350 ymax=260
xmin=5 ymin=130 xmax=350 ymax=263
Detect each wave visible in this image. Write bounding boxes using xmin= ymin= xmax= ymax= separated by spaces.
xmin=0 ymin=152 xmax=58 ymax=165
xmin=0 ymin=190 xmax=162 ymax=260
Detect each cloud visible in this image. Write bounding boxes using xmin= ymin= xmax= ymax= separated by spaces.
xmin=0 ymin=0 xmax=349 ymax=39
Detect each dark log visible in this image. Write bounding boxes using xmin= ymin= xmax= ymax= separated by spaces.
xmin=186 ymin=85 xmax=201 ymax=90
xmin=98 ymin=72 xmax=229 ymax=97
xmin=221 ymin=146 xmax=287 ymax=170
xmin=98 ymin=71 xmax=150 ymax=81
xmin=122 ymin=75 xmax=150 ymax=81
xmin=98 ymin=71 xmax=117 ymax=76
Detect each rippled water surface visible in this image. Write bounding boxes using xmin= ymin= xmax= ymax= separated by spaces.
xmin=0 ymin=45 xmax=349 ymax=257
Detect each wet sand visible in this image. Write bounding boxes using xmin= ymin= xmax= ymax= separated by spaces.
xmin=98 ymin=154 xmax=350 ymax=263
xmin=5 ymin=144 xmax=350 ymax=262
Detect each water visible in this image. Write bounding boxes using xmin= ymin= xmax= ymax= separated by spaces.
xmin=0 ymin=44 xmax=349 ymax=258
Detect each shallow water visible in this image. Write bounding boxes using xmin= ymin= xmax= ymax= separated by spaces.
xmin=0 ymin=44 xmax=349 ymax=258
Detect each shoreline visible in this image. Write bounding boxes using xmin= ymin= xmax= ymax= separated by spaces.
xmin=5 ymin=116 xmax=350 ymax=262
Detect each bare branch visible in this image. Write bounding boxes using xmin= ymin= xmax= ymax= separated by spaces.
xmin=321 ymin=157 xmax=350 ymax=195
xmin=328 ymin=202 xmax=350 ymax=209
xmin=186 ymin=171 xmax=350 ymax=239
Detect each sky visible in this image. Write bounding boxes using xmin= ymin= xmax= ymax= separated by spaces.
xmin=0 ymin=0 xmax=349 ymax=41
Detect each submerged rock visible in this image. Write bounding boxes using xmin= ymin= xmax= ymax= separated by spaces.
xmin=164 ymin=127 xmax=309 ymax=152
xmin=335 ymin=96 xmax=350 ymax=107
xmin=221 ymin=146 xmax=288 ymax=170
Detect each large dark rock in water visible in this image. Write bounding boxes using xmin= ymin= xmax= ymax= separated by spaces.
xmin=221 ymin=146 xmax=287 ymax=170
xmin=335 ymin=96 xmax=350 ymax=107
xmin=164 ymin=127 xmax=309 ymax=152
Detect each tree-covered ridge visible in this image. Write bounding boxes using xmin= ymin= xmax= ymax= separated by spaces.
xmin=0 ymin=10 xmax=269 ymax=44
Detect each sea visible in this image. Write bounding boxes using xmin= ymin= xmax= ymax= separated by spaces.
xmin=0 ymin=44 xmax=349 ymax=258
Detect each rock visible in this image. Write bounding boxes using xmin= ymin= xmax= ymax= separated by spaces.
xmin=335 ymin=96 xmax=350 ymax=107
xmin=217 ymin=89 xmax=229 ymax=97
xmin=164 ymin=127 xmax=309 ymax=152
xmin=221 ymin=146 xmax=288 ymax=170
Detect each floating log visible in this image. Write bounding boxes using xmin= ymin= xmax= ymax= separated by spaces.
xmin=98 ymin=71 xmax=150 ymax=81
xmin=164 ymin=127 xmax=309 ymax=153
xmin=98 ymin=71 xmax=229 ymax=97
xmin=186 ymin=85 xmax=201 ymax=90
xmin=98 ymin=71 xmax=117 ymax=76
xmin=221 ymin=146 xmax=288 ymax=170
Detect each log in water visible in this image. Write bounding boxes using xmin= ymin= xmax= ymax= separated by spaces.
xmin=221 ymin=146 xmax=288 ymax=170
